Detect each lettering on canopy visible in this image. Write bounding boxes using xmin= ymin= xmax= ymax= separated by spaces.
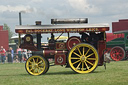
xmin=23 ymin=28 xmax=99 ymax=33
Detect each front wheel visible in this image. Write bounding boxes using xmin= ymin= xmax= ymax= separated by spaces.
xmin=68 ymin=43 xmax=99 ymax=73
xmin=25 ymin=55 xmax=49 ymax=75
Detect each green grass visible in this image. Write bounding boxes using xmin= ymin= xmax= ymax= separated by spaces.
xmin=0 ymin=61 xmax=128 ymax=85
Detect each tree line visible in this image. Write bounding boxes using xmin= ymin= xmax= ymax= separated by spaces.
xmin=3 ymin=23 xmax=14 ymax=43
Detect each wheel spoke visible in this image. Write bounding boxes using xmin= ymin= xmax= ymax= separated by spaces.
xmin=37 ymin=68 xmax=39 ymax=73
xmin=73 ymin=52 xmax=81 ymax=57
xmin=38 ymin=60 xmax=43 ymax=64
xmin=112 ymin=52 xmax=115 ymax=54
xmin=33 ymin=68 xmax=35 ymax=73
xmin=85 ymin=48 xmax=90 ymax=56
xmin=30 ymin=68 xmax=35 ymax=73
xmin=115 ymin=49 xmax=118 ymax=53
xmin=29 ymin=61 xmax=32 ymax=64
xmin=87 ymin=58 xmax=96 ymax=60
xmin=38 ymin=67 xmax=41 ymax=70
xmin=118 ymin=55 xmax=122 ymax=58
xmin=76 ymin=62 xmax=81 ymax=69
xmin=86 ymin=53 xmax=94 ymax=58
xmin=86 ymin=60 xmax=94 ymax=66
xmin=85 ymin=62 xmax=89 ymax=70
xmin=77 ymin=47 xmax=82 ymax=56
xmin=117 ymin=55 xmax=119 ymax=59
xmin=38 ymin=64 xmax=44 ymax=67
xmin=33 ymin=58 xmax=35 ymax=63
xmin=83 ymin=47 xmax=85 ymax=55
xmin=39 ymin=67 xmax=44 ymax=71
xmin=72 ymin=60 xmax=81 ymax=65
xmin=118 ymin=49 xmax=121 ymax=53
xmin=71 ymin=57 xmax=80 ymax=59
xmin=119 ymin=53 xmax=123 ymax=55
xmin=36 ymin=58 xmax=38 ymax=63
xmin=30 ymin=68 xmax=33 ymax=71
xmin=82 ymin=62 xmax=84 ymax=71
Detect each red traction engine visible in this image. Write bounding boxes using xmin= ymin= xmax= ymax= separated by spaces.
xmin=15 ymin=18 xmax=109 ymax=75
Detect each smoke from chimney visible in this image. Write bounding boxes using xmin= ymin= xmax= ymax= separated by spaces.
xmin=0 ymin=5 xmax=37 ymax=13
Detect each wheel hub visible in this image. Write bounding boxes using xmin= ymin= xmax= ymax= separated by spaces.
xmin=34 ymin=63 xmax=38 ymax=68
xmin=80 ymin=56 xmax=86 ymax=62
xmin=116 ymin=52 xmax=119 ymax=55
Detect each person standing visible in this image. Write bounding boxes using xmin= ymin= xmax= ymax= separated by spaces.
xmin=16 ymin=46 xmax=22 ymax=63
xmin=27 ymin=50 xmax=32 ymax=58
xmin=22 ymin=49 xmax=28 ymax=62
xmin=0 ymin=46 xmax=6 ymax=64
xmin=10 ymin=47 xmax=14 ymax=63
xmin=7 ymin=47 xmax=14 ymax=63
xmin=7 ymin=48 xmax=12 ymax=63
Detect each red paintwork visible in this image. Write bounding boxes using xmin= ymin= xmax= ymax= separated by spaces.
xmin=0 ymin=29 xmax=9 ymax=51
xmin=66 ymin=36 xmax=81 ymax=50
xmin=20 ymin=34 xmax=38 ymax=51
xmin=56 ymin=42 xmax=66 ymax=50
xmin=112 ymin=19 xmax=128 ymax=33
xmin=43 ymin=50 xmax=67 ymax=58
xmin=106 ymin=33 xmax=124 ymax=42
xmin=119 ymin=19 xmax=128 ymax=22
xmin=55 ymin=54 xmax=66 ymax=65
xmin=0 ymin=26 xmax=3 ymax=30
xmin=20 ymin=44 xmax=38 ymax=51
xmin=98 ymin=40 xmax=106 ymax=66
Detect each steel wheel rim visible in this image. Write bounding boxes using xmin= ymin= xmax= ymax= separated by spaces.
xmin=26 ymin=56 xmax=46 ymax=75
xmin=110 ymin=47 xmax=125 ymax=61
xmin=68 ymin=43 xmax=99 ymax=73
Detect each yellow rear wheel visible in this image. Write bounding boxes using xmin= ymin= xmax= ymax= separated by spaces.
xmin=68 ymin=43 xmax=99 ymax=73
xmin=25 ymin=55 xmax=49 ymax=75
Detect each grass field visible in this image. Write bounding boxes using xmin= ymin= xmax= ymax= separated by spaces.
xmin=0 ymin=61 xmax=128 ymax=85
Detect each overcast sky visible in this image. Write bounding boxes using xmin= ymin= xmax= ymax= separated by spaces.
xmin=0 ymin=0 xmax=128 ymax=34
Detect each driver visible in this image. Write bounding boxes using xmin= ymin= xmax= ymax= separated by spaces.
xmin=79 ymin=32 xmax=89 ymax=43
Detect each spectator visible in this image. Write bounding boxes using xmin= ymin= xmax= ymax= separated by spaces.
xmin=16 ymin=46 xmax=22 ymax=63
xmin=10 ymin=47 xmax=14 ymax=63
xmin=7 ymin=48 xmax=12 ymax=63
xmin=22 ymin=49 xmax=28 ymax=62
xmin=0 ymin=46 xmax=6 ymax=64
xmin=7 ymin=47 xmax=14 ymax=63
xmin=27 ymin=50 xmax=32 ymax=58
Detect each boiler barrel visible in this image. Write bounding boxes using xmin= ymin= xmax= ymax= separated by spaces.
xmin=32 ymin=50 xmax=67 ymax=58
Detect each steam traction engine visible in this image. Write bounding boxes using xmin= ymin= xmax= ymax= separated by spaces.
xmin=15 ymin=18 xmax=109 ymax=75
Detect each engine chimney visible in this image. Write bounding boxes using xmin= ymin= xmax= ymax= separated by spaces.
xmin=35 ymin=21 xmax=42 ymax=50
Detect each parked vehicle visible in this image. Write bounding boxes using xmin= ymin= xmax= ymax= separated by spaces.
xmin=106 ymin=19 xmax=128 ymax=61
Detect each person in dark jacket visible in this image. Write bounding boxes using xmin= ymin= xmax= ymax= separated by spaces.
xmin=7 ymin=47 xmax=14 ymax=63
xmin=7 ymin=48 xmax=12 ymax=63
xmin=79 ymin=32 xmax=90 ymax=43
